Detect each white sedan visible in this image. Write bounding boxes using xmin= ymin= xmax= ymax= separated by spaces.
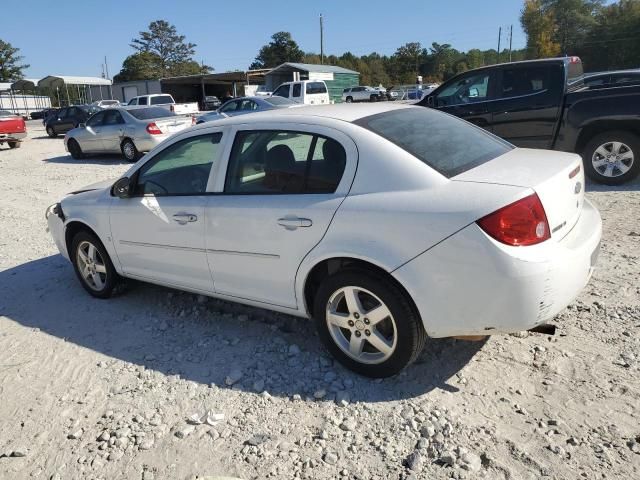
xmin=46 ymin=103 xmax=602 ymax=377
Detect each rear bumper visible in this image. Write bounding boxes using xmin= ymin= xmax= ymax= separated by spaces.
xmin=133 ymin=134 xmax=168 ymax=152
xmin=393 ymin=199 xmax=602 ymax=337
xmin=0 ymin=131 xmax=26 ymax=141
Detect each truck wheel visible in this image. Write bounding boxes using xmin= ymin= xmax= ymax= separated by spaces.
xmin=46 ymin=126 xmax=57 ymax=138
xmin=583 ymin=131 xmax=640 ymax=185
xmin=8 ymin=141 xmax=21 ymax=149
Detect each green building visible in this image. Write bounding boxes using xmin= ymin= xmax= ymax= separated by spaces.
xmin=265 ymin=63 xmax=360 ymax=103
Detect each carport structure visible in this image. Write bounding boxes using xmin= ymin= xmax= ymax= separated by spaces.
xmin=160 ymin=69 xmax=270 ymax=107
xmin=37 ymin=76 xmax=112 ymax=107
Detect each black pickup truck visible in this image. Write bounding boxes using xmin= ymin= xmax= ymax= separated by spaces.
xmin=420 ymin=57 xmax=640 ymax=185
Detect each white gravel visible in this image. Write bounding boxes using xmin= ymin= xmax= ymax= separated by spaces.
xmin=0 ymin=122 xmax=639 ymax=479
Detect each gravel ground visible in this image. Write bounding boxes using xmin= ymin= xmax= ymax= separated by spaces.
xmin=0 ymin=122 xmax=639 ymax=480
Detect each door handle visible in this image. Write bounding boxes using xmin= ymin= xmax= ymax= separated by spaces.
xmin=277 ymin=217 xmax=312 ymax=230
xmin=173 ymin=213 xmax=198 ymax=225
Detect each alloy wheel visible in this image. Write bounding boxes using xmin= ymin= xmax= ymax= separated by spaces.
xmin=591 ymin=141 xmax=634 ymax=178
xmin=325 ymin=286 xmax=397 ymax=364
xmin=76 ymin=240 xmax=108 ymax=291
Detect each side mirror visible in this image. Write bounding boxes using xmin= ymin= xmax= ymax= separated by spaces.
xmin=112 ymin=177 xmax=132 ymax=198
xmin=427 ymin=96 xmax=435 ymax=107
xmin=79 ymin=123 xmax=86 ymax=128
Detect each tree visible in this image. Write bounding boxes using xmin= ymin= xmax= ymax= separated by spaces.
xmin=0 ymin=39 xmax=29 ymax=82
xmin=521 ymin=0 xmax=561 ymax=58
xmin=249 ymin=32 xmax=304 ymax=69
xmin=120 ymin=19 xmax=211 ymax=79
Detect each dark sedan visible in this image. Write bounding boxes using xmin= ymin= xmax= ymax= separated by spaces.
xmin=45 ymin=105 xmax=102 ymax=137
xmin=196 ymin=96 xmax=298 ymax=124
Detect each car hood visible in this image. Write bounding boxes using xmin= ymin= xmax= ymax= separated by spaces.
xmin=68 ymin=178 xmax=115 ymax=195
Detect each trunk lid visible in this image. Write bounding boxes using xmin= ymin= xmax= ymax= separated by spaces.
xmin=152 ymin=116 xmax=192 ymax=134
xmin=453 ymin=148 xmax=584 ymax=241
xmin=0 ymin=115 xmax=26 ymax=134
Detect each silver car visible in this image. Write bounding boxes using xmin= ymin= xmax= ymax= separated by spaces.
xmin=64 ymin=106 xmax=194 ymax=161
xmin=196 ymin=96 xmax=297 ymax=124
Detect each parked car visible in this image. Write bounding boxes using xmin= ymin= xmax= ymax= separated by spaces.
xmin=64 ymin=106 xmax=194 ymax=161
xmin=30 ymin=110 xmax=47 ymax=120
xmin=0 ymin=110 xmax=27 ymax=149
xmin=46 ymin=103 xmax=601 ymax=377
xmin=196 ymin=96 xmax=298 ymax=124
xmin=420 ymin=56 xmax=640 ymax=185
xmin=388 ymin=84 xmax=439 ymax=101
xmin=254 ymin=85 xmax=273 ymax=97
xmin=583 ymin=69 xmax=640 ymax=89
xmin=126 ymin=94 xmax=199 ymax=115
xmin=45 ymin=105 xmax=102 ymax=137
xmin=42 ymin=108 xmax=60 ymax=126
xmin=92 ymin=100 xmax=121 ymax=108
xmin=272 ymin=80 xmax=330 ymax=105
xmin=342 ymin=86 xmax=383 ymax=103
xmin=203 ymin=96 xmax=221 ymax=111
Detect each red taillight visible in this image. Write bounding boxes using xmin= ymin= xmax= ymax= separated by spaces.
xmin=146 ymin=122 xmax=162 ymax=135
xmin=477 ymin=193 xmax=550 ymax=246
xmin=191 ymin=115 xmax=196 ymax=125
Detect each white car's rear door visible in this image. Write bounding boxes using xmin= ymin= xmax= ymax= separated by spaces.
xmin=110 ymin=131 xmax=224 ymax=292
xmin=205 ymin=123 xmax=357 ymax=309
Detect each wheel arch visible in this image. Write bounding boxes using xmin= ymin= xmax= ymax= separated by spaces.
xmin=64 ymin=220 xmax=100 ymax=258
xmin=576 ymin=120 xmax=640 ymax=154
xmin=301 ymin=256 xmax=420 ymax=322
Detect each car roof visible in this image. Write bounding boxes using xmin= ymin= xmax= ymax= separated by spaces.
xmin=195 ymin=102 xmax=413 ymax=126
xmin=585 ymin=69 xmax=640 ymax=77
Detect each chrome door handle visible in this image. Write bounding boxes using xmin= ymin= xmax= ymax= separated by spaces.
xmin=278 ymin=217 xmax=313 ymax=230
xmin=173 ymin=213 xmax=198 ymax=224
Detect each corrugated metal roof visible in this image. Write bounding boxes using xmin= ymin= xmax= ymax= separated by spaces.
xmin=11 ymin=78 xmax=40 ymax=90
xmin=268 ymin=63 xmax=359 ymax=75
xmin=38 ymin=76 xmax=112 ymax=88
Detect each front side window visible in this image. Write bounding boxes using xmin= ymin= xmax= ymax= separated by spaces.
xmin=501 ymin=67 xmax=550 ymax=98
xmin=86 ymin=111 xmax=106 ymax=127
xmin=357 ymin=108 xmax=512 ymax=178
xmin=135 ymin=133 xmax=222 ymax=196
xmin=225 ymin=130 xmax=346 ymax=194
xmin=273 ymin=85 xmax=290 ymax=98
xmin=435 ymin=72 xmax=492 ymax=107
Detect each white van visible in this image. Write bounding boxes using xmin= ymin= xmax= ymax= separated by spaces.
xmin=271 ymin=80 xmax=330 ymax=105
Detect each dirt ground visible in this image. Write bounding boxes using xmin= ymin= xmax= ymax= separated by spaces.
xmin=0 ymin=122 xmax=638 ymax=480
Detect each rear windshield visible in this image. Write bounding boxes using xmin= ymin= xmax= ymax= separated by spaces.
xmin=150 ymin=95 xmax=174 ymax=105
xmin=126 ymin=107 xmax=176 ymax=120
xmin=264 ymin=96 xmax=295 ymax=106
xmin=356 ymin=108 xmax=512 ymax=178
xmin=306 ymin=82 xmax=327 ymax=94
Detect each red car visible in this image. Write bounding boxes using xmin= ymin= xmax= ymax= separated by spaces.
xmin=0 ymin=110 xmax=27 ymax=149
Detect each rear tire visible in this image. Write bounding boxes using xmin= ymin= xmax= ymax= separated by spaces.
xmin=8 ymin=141 xmax=20 ymax=149
xmin=46 ymin=126 xmax=57 ymax=138
xmin=68 ymin=139 xmax=83 ymax=159
xmin=121 ymin=138 xmax=140 ymax=162
xmin=70 ymin=231 xmax=120 ymax=299
xmin=345 ymin=96 xmax=353 ymax=103
xmin=583 ymin=131 xmax=640 ymax=185
xmin=313 ymin=269 xmax=426 ymax=378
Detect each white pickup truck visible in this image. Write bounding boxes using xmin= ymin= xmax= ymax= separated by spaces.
xmin=126 ymin=94 xmax=199 ymax=115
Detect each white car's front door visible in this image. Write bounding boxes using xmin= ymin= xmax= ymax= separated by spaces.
xmin=110 ymin=132 xmax=224 ymax=292
xmin=205 ymin=125 xmax=357 ymax=309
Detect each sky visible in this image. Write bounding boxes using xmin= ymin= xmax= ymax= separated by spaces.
xmin=5 ymin=0 xmax=528 ymax=79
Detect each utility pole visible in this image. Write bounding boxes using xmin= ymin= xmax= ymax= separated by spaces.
xmin=104 ymin=56 xmax=110 ymax=80
xmin=509 ymin=25 xmax=513 ymax=62
xmin=320 ymin=14 xmax=324 ymax=65
xmin=497 ymin=27 xmax=502 ymax=64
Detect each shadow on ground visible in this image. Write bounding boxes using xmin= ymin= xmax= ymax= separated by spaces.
xmin=0 ymin=255 xmax=483 ymax=403
xmin=585 ymin=174 xmax=640 ymax=192
xmin=43 ymin=154 xmax=130 ymax=165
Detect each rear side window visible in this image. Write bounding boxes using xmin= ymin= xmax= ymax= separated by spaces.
xmin=501 ymin=67 xmax=550 ymax=97
xmin=306 ymin=82 xmax=327 ymax=94
xmin=225 ymin=130 xmax=346 ymax=194
xmin=292 ymin=83 xmax=302 ymax=97
xmin=138 ymin=97 xmax=148 ymax=105
xmin=150 ymin=95 xmax=174 ymax=105
xmin=127 ymin=107 xmax=176 ymax=120
xmin=357 ymin=108 xmax=512 ymax=178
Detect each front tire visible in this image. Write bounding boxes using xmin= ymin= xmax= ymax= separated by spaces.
xmin=345 ymin=96 xmax=353 ymax=103
xmin=68 ymin=139 xmax=83 ymax=159
xmin=583 ymin=131 xmax=640 ymax=185
xmin=71 ymin=231 xmax=120 ymax=299
xmin=121 ymin=139 xmax=140 ymax=162
xmin=8 ymin=141 xmax=20 ymax=149
xmin=313 ymin=269 xmax=426 ymax=378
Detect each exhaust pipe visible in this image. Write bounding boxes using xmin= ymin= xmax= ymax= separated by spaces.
xmin=528 ymin=323 xmax=556 ymax=335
